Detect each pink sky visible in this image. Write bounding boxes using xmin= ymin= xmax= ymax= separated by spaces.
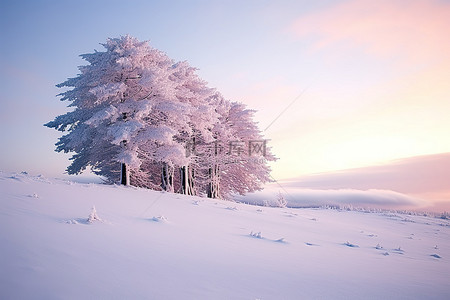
xmin=252 ymin=0 xmax=450 ymax=182
xmin=1 ymin=0 xmax=449 ymax=210
xmin=234 ymin=0 xmax=450 ymax=211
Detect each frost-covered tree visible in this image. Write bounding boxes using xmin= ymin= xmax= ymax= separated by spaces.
xmin=45 ymin=36 xmax=215 ymax=187
xmin=192 ymin=95 xmax=276 ymax=199
xmin=168 ymin=61 xmax=218 ymax=194
xmin=214 ymin=101 xmax=275 ymax=198
xmin=46 ymin=35 xmax=274 ymax=198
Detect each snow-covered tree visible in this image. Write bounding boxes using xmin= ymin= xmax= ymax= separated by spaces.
xmin=214 ymin=101 xmax=275 ymax=198
xmin=167 ymin=61 xmax=218 ymax=194
xmin=45 ymin=36 xmax=214 ymax=187
xmin=192 ymin=95 xmax=276 ymax=199
xmin=46 ymin=36 xmax=154 ymax=183
xmin=46 ymin=35 xmax=275 ymax=198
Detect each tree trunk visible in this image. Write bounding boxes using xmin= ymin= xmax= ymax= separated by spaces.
xmin=180 ymin=166 xmax=194 ymax=195
xmin=207 ymin=164 xmax=220 ymax=198
xmin=161 ymin=162 xmax=174 ymax=192
xmin=120 ymin=163 xmax=130 ymax=185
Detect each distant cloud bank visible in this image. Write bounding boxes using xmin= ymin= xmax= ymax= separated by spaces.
xmin=236 ymin=187 xmax=424 ymax=210
xmin=237 ymin=153 xmax=450 ymax=211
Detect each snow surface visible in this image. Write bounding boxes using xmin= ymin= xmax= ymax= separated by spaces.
xmin=1 ymin=171 xmax=449 ymax=299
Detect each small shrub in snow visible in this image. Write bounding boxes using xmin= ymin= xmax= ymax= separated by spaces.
xmin=87 ymin=206 xmax=102 ymax=223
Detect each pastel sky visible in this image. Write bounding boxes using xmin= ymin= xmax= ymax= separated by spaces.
xmin=1 ymin=0 xmax=449 ymax=210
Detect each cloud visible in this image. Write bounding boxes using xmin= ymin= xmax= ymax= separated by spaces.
xmin=237 ymin=153 xmax=450 ymax=210
xmin=236 ymin=187 xmax=424 ymax=210
xmin=290 ymin=0 xmax=450 ymax=64
xmin=281 ymin=152 xmax=450 ymax=197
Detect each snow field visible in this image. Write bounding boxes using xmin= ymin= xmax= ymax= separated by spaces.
xmin=1 ymin=172 xmax=449 ymax=299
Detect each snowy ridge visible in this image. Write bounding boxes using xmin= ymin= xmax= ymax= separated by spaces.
xmin=0 ymin=171 xmax=449 ymax=299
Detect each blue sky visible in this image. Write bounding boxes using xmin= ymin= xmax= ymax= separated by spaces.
xmin=1 ymin=0 xmax=449 ymax=210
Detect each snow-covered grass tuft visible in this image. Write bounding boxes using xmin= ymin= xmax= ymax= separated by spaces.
xmin=250 ymin=231 xmax=263 ymax=239
xmin=344 ymin=241 xmax=359 ymax=248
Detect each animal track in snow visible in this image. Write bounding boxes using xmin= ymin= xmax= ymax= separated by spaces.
xmin=392 ymin=247 xmax=405 ymax=254
xmin=305 ymin=242 xmax=319 ymax=246
xmin=249 ymin=232 xmax=287 ymax=244
xmin=226 ymin=206 xmax=238 ymax=211
xmin=65 ymin=206 xmax=104 ymax=225
xmin=274 ymin=238 xmax=286 ymax=243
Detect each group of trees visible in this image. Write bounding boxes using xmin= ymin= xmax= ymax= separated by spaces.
xmin=46 ymin=35 xmax=274 ymax=199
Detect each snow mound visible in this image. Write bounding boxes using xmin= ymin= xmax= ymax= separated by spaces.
xmin=249 ymin=231 xmax=263 ymax=239
xmin=151 ymin=215 xmax=168 ymax=223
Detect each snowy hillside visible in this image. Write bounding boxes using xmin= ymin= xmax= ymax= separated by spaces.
xmin=1 ymin=171 xmax=449 ymax=299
